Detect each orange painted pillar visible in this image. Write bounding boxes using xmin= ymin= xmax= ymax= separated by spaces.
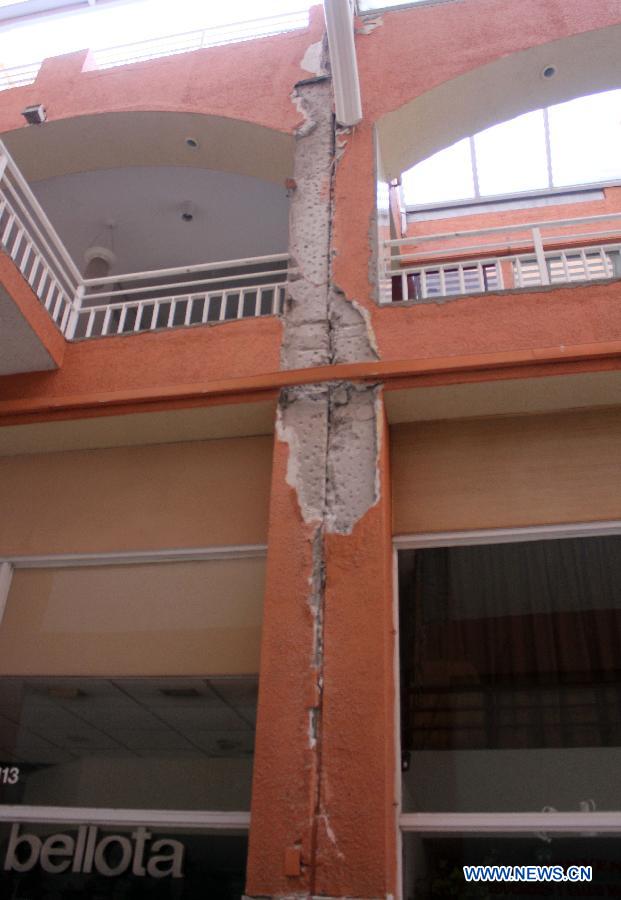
xmin=315 ymin=405 xmax=396 ymax=898
xmin=245 ymin=419 xmax=320 ymax=896
xmin=246 ymin=396 xmax=396 ymax=898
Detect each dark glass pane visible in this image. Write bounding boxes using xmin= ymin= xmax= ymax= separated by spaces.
xmin=403 ymin=833 xmax=621 ymax=899
xmin=0 ymin=822 xmax=247 ymax=899
xmin=399 ymin=535 xmax=621 ymax=811
xmin=0 ymin=677 xmax=257 ymax=810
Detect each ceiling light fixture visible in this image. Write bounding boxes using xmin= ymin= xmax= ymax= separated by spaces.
xmin=185 ymin=137 xmax=199 ymax=149
xmin=181 ymin=201 xmax=195 ymax=222
xmin=542 ymin=65 xmax=557 ymax=79
xmin=21 ymin=104 xmax=46 ymax=125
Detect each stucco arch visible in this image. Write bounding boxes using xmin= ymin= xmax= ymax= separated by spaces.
xmin=1 ymin=109 xmax=294 ymax=184
xmin=377 ymin=23 xmax=621 ymax=180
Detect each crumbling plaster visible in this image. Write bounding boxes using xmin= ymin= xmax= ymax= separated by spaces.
xmin=255 ymin=68 xmax=390 ymax=899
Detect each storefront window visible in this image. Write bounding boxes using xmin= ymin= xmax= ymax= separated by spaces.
xmin=0 ymin=553 xmax=264 ymax=894
xmin=402 ymin=833 xmax=621 ymax=899
xmin=0 ymin=676 xmax=257 ymax=811
xmin=0 ymin=822 xmax=248 ymax=899
xmin=399 ymin=534 xmax=621 ymax=813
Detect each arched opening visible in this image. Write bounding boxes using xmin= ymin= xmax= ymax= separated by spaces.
xmin=0 ymin=111 xmax=294 ymax=338
xmin=374 ymin=26 xmax=621 ymax=304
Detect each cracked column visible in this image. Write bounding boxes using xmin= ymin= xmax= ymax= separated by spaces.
xmin=246 ymin=74 xmax=397 ymax=900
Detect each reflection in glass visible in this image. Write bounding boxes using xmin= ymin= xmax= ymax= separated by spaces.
xmin=0 ymin=822 xmax=248 ymax=899
xmin=399 ymin=535 xmax=621 ymax=811
xmin=0 ymin=677 xmax=258 ymax=810
xmin=403 ymin=833 xmax=621 ymax=899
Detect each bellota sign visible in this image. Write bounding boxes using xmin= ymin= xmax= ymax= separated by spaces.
xmin=3 ymin=824 xmax=184 ymax=878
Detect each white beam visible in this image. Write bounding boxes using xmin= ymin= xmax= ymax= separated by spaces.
xmin=323 ymin=0 xmax=363 ymax=127
xmin=0 ymin=561 xmax=13 ymax=625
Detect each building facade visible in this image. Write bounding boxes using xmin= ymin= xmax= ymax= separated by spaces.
xmin=0 ymin=0 xmax=621 ymax=896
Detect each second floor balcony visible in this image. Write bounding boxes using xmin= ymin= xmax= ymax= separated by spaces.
xmin=0 ymin=139 xmax=291 ymax=373
xmin=383 ymin=214 xmax=621 ymax=304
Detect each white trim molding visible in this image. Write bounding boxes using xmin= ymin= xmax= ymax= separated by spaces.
xmin=393 ymin=520 xmax=621 ymax=550
xmin=0 ymin=805 xmax=250 ymax=830
xmin=2 ymin=544 xmax=267 ymax=570
xmin=0 ymin=561 xmax=13 ymax=625
xmin=400 ymin=812 xmax=621 ymax=834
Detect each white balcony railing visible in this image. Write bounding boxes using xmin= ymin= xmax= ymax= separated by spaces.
xmin=383 ymin=215 xmax=621 ymax=303
xmin=0 ymin=142 xmax=290 ymax=341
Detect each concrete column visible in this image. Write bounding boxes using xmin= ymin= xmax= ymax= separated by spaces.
xmin=246 ymin=73 xmax=397 ymax=899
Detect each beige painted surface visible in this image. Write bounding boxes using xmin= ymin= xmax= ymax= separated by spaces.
xmin=3 ymin=112 xmax=293 ymax=185
xmin=386 ymin=371 xmax=621 ymax=424
xmin=0 ymin=436 xmax=272 ymax=554
xmin=0 ymin=399 xmax=276 ymax=456
xmin=0 ymin=558 xmax=265 ymax=676
xmin=391 ymin=407 xmax=621 ymax=534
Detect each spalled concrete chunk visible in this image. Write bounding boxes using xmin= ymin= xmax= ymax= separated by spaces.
xmin=276 ymin=385 xmax=329 ymax=525
xmin=329 ymin=288 xmax=379 ymax=364
xmin=325 ymin=383 xmax=381 ymax=534
xmin=282 ymin=78 xmax=334 ymax=371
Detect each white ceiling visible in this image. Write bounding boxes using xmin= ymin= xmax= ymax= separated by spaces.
xmin=32 ymin=165 xmax=290 ymax=275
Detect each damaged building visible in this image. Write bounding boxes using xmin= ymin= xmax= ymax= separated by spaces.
xmin=0 ymin=0 xmax=621 ymax=895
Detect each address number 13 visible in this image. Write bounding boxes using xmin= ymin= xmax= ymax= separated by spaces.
xmin=0 ymin=767 xmax=19 ymax=784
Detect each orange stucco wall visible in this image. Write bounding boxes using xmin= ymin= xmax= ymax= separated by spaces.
xmin=0 ymin=314 xmax=282 ymax=409
xmin=331 ymin=0 xmax=621 ymax=366
xmin=0 ymin=6 xmax=326 ymax=137
xmin=247 ymin=399 xmax=395 ymax=898
xmin=0 ymin=0 xmax=620 ymax=415
xmin=0 ymin=251 xmax=65 ymax=367
xmin=1 ymin=6 xmax=621 ymax=897
xmin=407 ymin=186 xmax=621 ymax=248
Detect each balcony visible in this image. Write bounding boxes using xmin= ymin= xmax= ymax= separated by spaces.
xmin=0 ymin=141 xmax=290 ymax=372
xmin=383 ymin=216 xmax=621 ymax=304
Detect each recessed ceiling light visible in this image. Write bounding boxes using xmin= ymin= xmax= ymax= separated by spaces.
xmin=185 ymin=137 xmax=199 ymax=149
xmin=542 ymin=65 xmax=557 ymax=79
xmin=159 ymin=687 xmax=200 ymax=698
xmin=180 ymin=200 xmax=195 ymax=222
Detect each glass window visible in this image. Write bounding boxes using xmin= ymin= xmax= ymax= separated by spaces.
xmin=402 ymin=833 xmax=616 ymax=899
xmin=0 ymin=676 xmax=258 ymax=810
xmin=0 ymin=557 xmax=265 ymax=811
xmin=0 ymin=821 xmax=248 ymax=898
xmin=399 ymin=534 xmax=621 ymax=813
xmin=474 ymin=110 xmax=549 ymax=196
xmin=401 ymin=89 xmax=621 ymax=206
xmin=549 ymin=89 xmax=621 ymax=187
xmin=401 ymin=139 xmax=475 ymax=206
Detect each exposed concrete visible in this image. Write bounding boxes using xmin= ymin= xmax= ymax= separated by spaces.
xmin=270 ymin=71 xmax=385 ymax=897
xmin=329 ymin=289 xmax=379 ymax=364
xmin=325 ymin=383 xmax=380 ymax=535
xmin=356 ymin=15 xmax=384 ymax=36
xmin=300 ymin=39 xmax=330 ymax=78
xmin=277 ymin=385 xmax=329 ymax=526
xmin=283 ymin=78 xmax=334 ymax=370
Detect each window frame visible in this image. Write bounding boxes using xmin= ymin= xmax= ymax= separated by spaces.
xmin=393 ymin=518 xmax=621 ymax=893
xmin=0 ymin=543 xmax=266 ymax=834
